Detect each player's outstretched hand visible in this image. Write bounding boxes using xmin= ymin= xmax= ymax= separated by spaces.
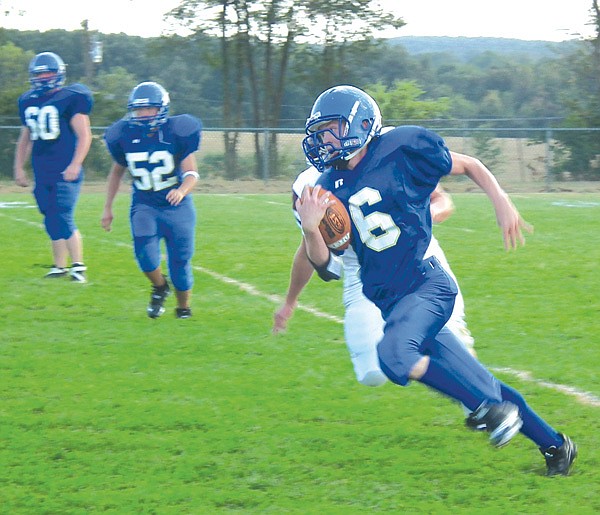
xmin=101 ymin=209 xmax=113 ymax=232
xmin=495 ymin=196 xmax=534 ymax=250
xmin=273 ymin=302 xmax=296 ymax=334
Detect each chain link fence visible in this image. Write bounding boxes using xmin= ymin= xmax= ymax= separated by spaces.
xmin=2 ymin=125 xmax=599 ymax=192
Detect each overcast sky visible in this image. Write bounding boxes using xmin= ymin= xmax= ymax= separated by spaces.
xmin=2 ymin=0 xmax=596 ymax=42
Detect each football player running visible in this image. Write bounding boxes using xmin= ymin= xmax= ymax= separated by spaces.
xmin=101 ymin=82 xmax=201 ymax=319
xmin=274 ymin=169 xmax=476 ymax=391
xmin=14 ymin=52 xmax=93 ymax=283
xmin=296 ymin=85 xmax=576 ymax=476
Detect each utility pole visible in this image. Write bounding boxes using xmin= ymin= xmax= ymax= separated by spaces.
xmin=81 ymin=19 xmax=103 ymax=87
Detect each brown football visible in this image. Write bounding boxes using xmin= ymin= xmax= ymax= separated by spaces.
xmin=311 ymin=187 xmax=352 ymax=251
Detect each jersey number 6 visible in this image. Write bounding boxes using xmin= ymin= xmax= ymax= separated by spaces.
xmin=349 ymin=187 xmax=401 ymax=252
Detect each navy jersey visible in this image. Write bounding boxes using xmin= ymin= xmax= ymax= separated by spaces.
xmin=316 ymin=126 xmax=452 ymax=314
xmin=18 ymin=84 xmax=93 ymax=184
xmin=104 ymin=114 xmax=202 ymax=208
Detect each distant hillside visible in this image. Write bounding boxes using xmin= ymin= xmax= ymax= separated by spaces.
xmin=387 ymin=36 xmax=580 ymax=61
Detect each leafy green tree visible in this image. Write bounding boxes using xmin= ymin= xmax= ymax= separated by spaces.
xmin=0 ymin=42 xmax=30 ymax=115
xmin=166 ymin=0 xmax=404 ymax=178
xmin=0 ymin=42 xmax=32 ymax=177
xmin=366 ymin=80 xmax=451 ymax=123
xmin=83 ymin=67 xmax=140 ymax=178
xmin=553 ymin=0 xmax=600 ymax=180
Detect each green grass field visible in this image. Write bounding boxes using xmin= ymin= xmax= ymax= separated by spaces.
xmin=1 ymin=188 xmax=599 ymax=514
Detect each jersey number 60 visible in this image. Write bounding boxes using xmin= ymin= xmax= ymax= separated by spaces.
xmin=24 ymin=106 xmax=60 ymax=141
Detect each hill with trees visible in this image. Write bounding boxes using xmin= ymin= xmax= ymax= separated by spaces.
xmin=0 ymin=1 xmax=598 ymax=182
xmin=389 ymin=36 xmax=578 ymax=61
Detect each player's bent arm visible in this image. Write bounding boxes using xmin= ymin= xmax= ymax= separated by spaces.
xmin=64 ymin=114 xmax=92 ymax=181
xmin=166 ymin=153 xmax=199 ymax=206
xmin=101 ymin=163 xmax=127 ymax=231
xmin=430 ymin=185 xmax=455 ymax=224
xmin=295 ymin=185 xmax=331 ymax=269
xmin=307 ymin=249 xmax=342 ymax=282
xmin=449 ymin=151 xmax=533 ymax=249
xmin=178 ymin=153 xmax=199 ymax=197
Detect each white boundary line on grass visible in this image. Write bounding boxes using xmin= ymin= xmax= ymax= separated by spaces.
xmin=196 ymin=265 xmax=600 ymax=408
xmin=2 ymin=208 xmax=599 ymax=408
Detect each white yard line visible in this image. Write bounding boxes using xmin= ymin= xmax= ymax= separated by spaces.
xmin=2 ymin=206 xmax=598 ymax=408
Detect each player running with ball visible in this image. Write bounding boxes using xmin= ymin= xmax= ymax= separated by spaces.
xmin=296 ymin=84 xmax=577 ymax=476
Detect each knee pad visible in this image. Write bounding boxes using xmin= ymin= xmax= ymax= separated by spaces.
xmin=44 ymin=211 xmax=76 ymax=240
xmin=377 ymin=338 xmax=414 ymax=386
xmin=168 ymin=259 xmax=194 ymax=292
xmin=134 ymin=236 xmax=161 ymax=273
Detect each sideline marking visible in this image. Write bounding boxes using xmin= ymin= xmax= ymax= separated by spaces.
xmin=3 ymin=210 xmax=598 ymax=408
xmin=551 ymin=200 xmax=600 ymax=208
xmin=0 ymin=201 xmax=36 ymax=209
xmin=195 ymin=265 xmax=343 ymax=324
xmin=194 ymin=262 xmax=600 ymax=408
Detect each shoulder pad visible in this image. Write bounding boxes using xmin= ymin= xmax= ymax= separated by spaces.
xmin=65 ymin=83 xmax=93 ymax=96
xmin=18 ymin=90 xmax=35 ymax=103
xmin=372 ymin=125 xmax=451 ymax=170
xmin=169 ymin=114 xmax=203 ymax=138
xmin=103 ymin=119 xmax=128 ymax=146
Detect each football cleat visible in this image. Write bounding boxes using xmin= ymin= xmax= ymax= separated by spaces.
xmin=175 ymin=307 xmax=192 ymax=319
xmin=70 ymin=263 xmax=87 ymax=283
xmin=470 ymin=401 xmax=523 ymax=447
xmin=44 ymin=266 xmax=68 ymax=278
xmin=465 ymin=413 xmax=487 ymax=431
xmin=147 ymin=278 xmax=170 ymax=319
xmin=541 ymin=433 xmax=577 ymax=476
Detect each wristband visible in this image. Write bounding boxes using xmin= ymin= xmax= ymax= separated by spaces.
xmin=182 ymin=170 xmax=199 ymax=180
xmin=308 ymin=251 xmax=343 ymax=282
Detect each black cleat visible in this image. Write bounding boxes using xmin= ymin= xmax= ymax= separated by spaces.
xmin=44 ymin=266 xmax=68 ymax=278
xmin=541 ymin=433 xmax=577 ymax=476
xmin=465 ymin=413 xmax=487 ymax=431
xmin=470 ymin=401 xmax=523 ymax=447
xmin=70 ymin=262 xmax=87 ymax=283
xmin=147 ymin=278 xmax=170 ymax=319
xmin=175 ymin=307 xmax=192 ymax=319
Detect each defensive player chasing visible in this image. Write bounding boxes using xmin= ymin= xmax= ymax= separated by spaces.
xmin=296 ymin=85 xmax=577 ymax=475
xmin=101 ymin=82 xmax=201 ymax=319
xmin=14 ymin=52 xmax=93 ymax=282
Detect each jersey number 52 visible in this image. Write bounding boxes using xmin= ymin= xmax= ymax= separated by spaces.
xmin=126 ymin=151 xmax=178 ymax=192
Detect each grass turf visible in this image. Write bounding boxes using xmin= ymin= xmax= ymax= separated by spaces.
xmin=0 ymin=190 xmax=598 ymax=513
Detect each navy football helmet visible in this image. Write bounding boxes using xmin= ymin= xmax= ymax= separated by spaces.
xmin=127 ymin=81 xmax=170 ymax=130
xmin=302 ymin=85 xmax=382 ymax=172
xmin=29 ymin=52 xmax=66 ymax=96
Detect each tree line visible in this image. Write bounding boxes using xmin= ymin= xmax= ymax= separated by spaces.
xmin=0 ymin=0 xmax=598 ymax=180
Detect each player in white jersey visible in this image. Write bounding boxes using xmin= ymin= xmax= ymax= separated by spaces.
xmin=274 ymin=165 xmax=475 ymax=390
